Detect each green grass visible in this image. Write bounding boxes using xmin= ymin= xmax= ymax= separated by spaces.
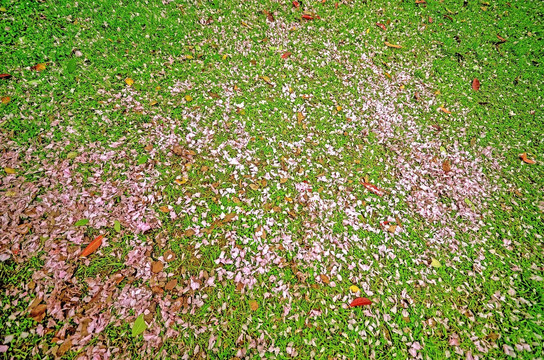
xmin=1 ymin=0 xmax=543 ymax=359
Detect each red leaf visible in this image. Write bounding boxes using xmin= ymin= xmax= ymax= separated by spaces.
xmin=292 ymin=1 xmax=300 ymax=8
xmin=472 ymin=78 xmax=480 ymax=91
xmin=281 ymin=52 xmax=292 ymax=59
xmin=0 ymin=73 xmax=12 ymax=79
xmin=302 ymin=14 xmax=313 ymax=20
xmin=80 ymin=235 xmax=104 ymax=257
xmin=376 ymin=22 xmax=386 ymax=31
xmin=496 ymin=34 xmax=506 ymax=42
xmin=350 ymin=297 xmax=372 ymax=307
xmin=361 ymin=182 xmax=385 ymax=197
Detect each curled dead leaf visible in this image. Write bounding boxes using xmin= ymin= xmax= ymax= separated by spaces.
xmin=1 ymin=96 xmax=10 ymax=104
xmin=519 ymin=153 xmax=535 ymax=164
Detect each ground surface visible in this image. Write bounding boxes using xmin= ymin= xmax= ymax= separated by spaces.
xmin=1 ymin=0 xmax=543 ymax=359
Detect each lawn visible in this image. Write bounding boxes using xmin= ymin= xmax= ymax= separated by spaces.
xmin=0 ymin=0 xmax=543 ymax=359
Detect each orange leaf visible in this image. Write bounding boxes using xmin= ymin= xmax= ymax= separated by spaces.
xmin=439 ymin=107 xmax=451 ymax=114
xmin=80 ymin=235 xmax=104 ymax=257
xmin=302 ymin=14 xmax=314 ymax=20
xmin=32 ymin=63 xmax=46 ymax=71
xmin=519 ymin=153 xmax=536 ymax=164
xmin=292 ymin=1 xmax=300 ymax=8
xmin=376 ymin=22 xmax=386 ymax=31
xmin=472 ymin=78 xmax=480 ymax=91
xmin=384 ymin=41 xmax=402 ymax=49
xmin=0 ymin=73 xmax=12 ymax=79
xmin=1 ymin=96 xmax=10 ymax=104
xmin=349 ymin=297 xmax=372 ymax=307
xmin=496 ymin=34 xmax=506 ymax=42
xmin=281 ymin=52 xmax=292 ymax=59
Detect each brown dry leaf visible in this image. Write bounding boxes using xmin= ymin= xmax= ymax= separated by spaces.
xmin=144 ymin=144 xmax=153 ymax=152
xmin=249 ymin=183 xmax=260 ymax=190
xmin=57 ymin=339 xmax=72 ymax=357
xmin=209 ymin=92 xmax=220 ymax=99
xmin=442 ymin=159 xmax=452 ymax=173
xmin=32 ymin=63 xmax=47 ymax=71
xmin=384 ymin=41 xmax=402 ymax=49
xmin=165 ymin=278 xmax=178 ymax=291
xmin=387 ymin=225 xmax=397 ymax=233
xmin=30 ymin=304 xmax=47 ymax=322
xmin=496 ymin=34 xmax=506 ymax=42
xmin=260 ymin=179 xmax=268 ymax=187
xmin=280 ymin=177 xmax=288 ymax=184
xmin=163 ymin=250 xmax=176 ymax=262
xmin=185 ymin=229 xmax=196 ymax=236
xmin=519 ymin=153 xmax=536 ymax=164
xmin=159 ymin=206 xmax=170 ymax=213
xmin=320 ymin=274 xmax=330 ymax=284
xmin=201 ymin=165 xmax=209 ymax=173
xmin=297 ymin=112 xmax=304 ymax=123
xmin=249 ymin=300 xmax=259 ymax=311
xmin=151 ymin=261 xmax=164 ymax=274
xmin=173 ymin=145 xmax=185 ymax=156
xmin=224 ymin=213 xmax=236 ymax=222
xmin=233 ymin=197 xmax=242 ymax=205
xmin=263 ymin=10 xmax=275 ymax=22
xmin=1 ymin=96 xmax=10 ymax=104
xmin=125 ymin=77 xmax=134 ymax=86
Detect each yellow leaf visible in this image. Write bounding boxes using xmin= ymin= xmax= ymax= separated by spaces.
xmin=285 ymin=196 xmax=293 ymax=202
xmin=248 ymin=300 xmax=259 ymax=311
xmin=185 ymin=55 xmax=194 ymax=60
xmin=150 ymin=100 xmax=158 ymax=106
xmin=1 ymin=96 xmax=10 ymax=104
xmin=125 ymin=78 xmax=134 ymax=86
xmin=384 ymin=41 xmax=402 ymax=49
xmin=297 ymin=112 xmax=304 ymax=123
xmin=349 ymin=285 xmax=360 ymax=293
xmin=336 ymin=105 xmax=342 ymax=111
xmin=0 ymin=7 xmax=6 ymax=12
xmin=431 ymin=258 xmax=441 ymax=268
xmin=366 ymin=28 xmax=370 ymax=34
xmin=4 ymin=167 xmax=16 ymax=174
xmin=222 ymin=54 xmax=228 ymax=60
xmin=261 ymin=76 xmax=271 ymax=84
xmin=175 ymin=177 xmax=188 ymax=185
xmin=185 ymin=95 xmax=193 ymax=102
